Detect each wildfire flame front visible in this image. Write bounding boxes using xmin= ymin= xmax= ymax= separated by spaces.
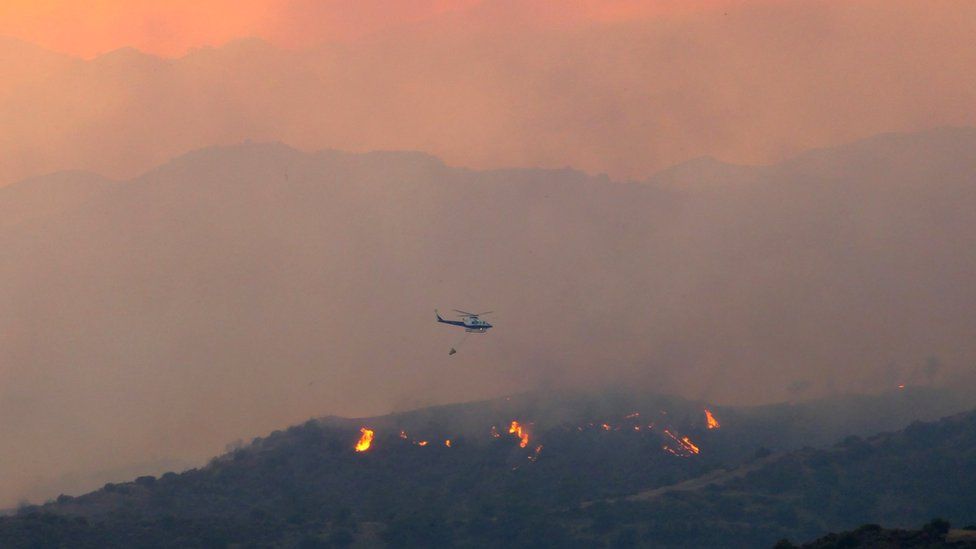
xmin=509 ymin=421 xmax=530 ymax=448
xmin=705 ymin=409 xmax=721 ymax=430
xmin=355 ymin=428 xmax=374 ymax=452
xmin=663 ymin=429 xmax=701 ymax=456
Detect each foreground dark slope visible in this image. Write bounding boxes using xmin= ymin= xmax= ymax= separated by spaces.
xmin=583 ymin=409 xmax=976 ymax=548
xmin=3 ymin=389 xmax=976 ymax=547
xmin=793 ymin=520 xmax=976 ymax=548
xmin=4 ymin=127 xmax=976 ymax=507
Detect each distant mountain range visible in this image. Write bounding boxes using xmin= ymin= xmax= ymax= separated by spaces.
xmin=3 ymin=127 xmax=976 ymax=509
xmin=2 ymin=388 xmax=975 ymax=547
xmin=2 ymin=0 xmax=975 ymax=184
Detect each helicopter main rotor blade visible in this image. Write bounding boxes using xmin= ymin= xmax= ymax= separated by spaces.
xmin=453 ymin=309 xmax=477 ymax=316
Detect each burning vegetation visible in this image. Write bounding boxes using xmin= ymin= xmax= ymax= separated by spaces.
xmin=662 ymin=429 xmax=701 ymax=457
xmin=355 ymin=428 xmax=374 ymax=452
xmin=350 ymin=406 xmax=718 ymax=462
xmin=509 ymin=421 xmax=530 ymax=448
xmin=705 ymin=409 xmax=721 ymax=429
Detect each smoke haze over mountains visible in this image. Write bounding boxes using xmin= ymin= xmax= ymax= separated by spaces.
xmin=2 ymin=0 xmax=976 ymax=185
xmin=2 ymin=128 xmax=976 ymax=507
xmin=4 ymin=0 xmax=976 ymax=530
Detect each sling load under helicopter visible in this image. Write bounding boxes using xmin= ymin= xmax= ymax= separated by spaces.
xmin=436 ymin=309 xmax=493 ymax=355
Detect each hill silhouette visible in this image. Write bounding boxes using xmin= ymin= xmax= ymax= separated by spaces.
xmin=2 ymin=390 xmax=975 ymax=547
xmin=785 ymin=519 xmax=976 ymax=548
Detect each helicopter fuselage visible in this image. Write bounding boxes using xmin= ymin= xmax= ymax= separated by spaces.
xmin=436 ymin=311 xmax=492 ymax=333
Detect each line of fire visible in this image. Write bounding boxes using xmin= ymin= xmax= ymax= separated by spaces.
xmin=351 ymin=408 xmax=722 ymax=461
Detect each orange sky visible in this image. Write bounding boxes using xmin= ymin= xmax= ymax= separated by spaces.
xmin=0 ymin=0 xmax=746 ymax=58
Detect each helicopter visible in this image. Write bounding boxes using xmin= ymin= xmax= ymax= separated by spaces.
xmin=436 ymin=309 xmax=493 ymax=333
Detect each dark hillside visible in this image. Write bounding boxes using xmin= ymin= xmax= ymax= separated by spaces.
xmin=576 ymin=409 xmax=976 ymax=547
xmin=788 ymin=520 xmax=976 ymax=548
xmin=3 ymin=389 xmax=976 ymax=547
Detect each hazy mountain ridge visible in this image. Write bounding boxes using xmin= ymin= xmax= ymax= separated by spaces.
xmin=3 ymin=0 xmax=976 ymax=185
xmin=3 ymin=128 xmax=976 ymax=508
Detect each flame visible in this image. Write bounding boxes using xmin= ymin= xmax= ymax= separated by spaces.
xmin=663 ymin=429 xmax=700 ymax=456
xmin=415 ymin=440 xmax=428 ymax=446
xmin=490 ymin=425 xmax=501 ymax=438
xmin=399 ymin=430 xmax=408 ymax=439
xmin=898 ymin=384 xmax=906 ymax=390
xmin=704 ymin=409 xmax=721 ymax=430
xmin=509 ymin=420 xmax=530 ymax=448
xmin=601 ymin=423 xmax=611 ymax=431
xmin=355 ymin=428 xmax=374 ymax=452
xmin=445 ymin=439 xmax=452 ymax=447
xmin=528 ymin=444 xmax=543 ymax=462
xmin=624 ymin=412 xmax=640 ymax=419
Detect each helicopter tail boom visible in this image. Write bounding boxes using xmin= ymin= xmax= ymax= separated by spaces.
xmin=436 ymin=310 xmax=467 ymax=327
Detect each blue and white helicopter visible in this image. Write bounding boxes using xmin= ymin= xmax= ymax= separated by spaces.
xmin=436 ymin=309 xmax=493 ymax=333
